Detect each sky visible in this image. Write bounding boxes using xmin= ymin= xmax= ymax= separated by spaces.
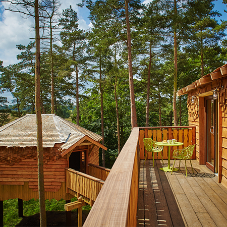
xmin=0 ymin=0 xmax=226 ymax=103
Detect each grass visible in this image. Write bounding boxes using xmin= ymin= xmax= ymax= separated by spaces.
xmin=3 ymin=198 xmax=91 ymax=227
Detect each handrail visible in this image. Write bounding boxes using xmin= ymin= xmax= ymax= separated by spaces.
xmin=66 ymin=168 xmax=104 ymax=205
xmin=87 ymin=163 xmax=110 ymax=181
xmin=83 ymin=127 xmax=140 ymax=227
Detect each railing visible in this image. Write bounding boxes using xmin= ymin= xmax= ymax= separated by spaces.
xmin=139 ymin=126 xmax=196 ymax=160
xmin=66 ymin=168 xmax=104 ymax=205
xmin=83 ymin=126 xmax=196 ymax=226
xmin=87 ymin=163 xmax=110 ymax=181
xmin=83 ymin=127 xmax=140 ymax=227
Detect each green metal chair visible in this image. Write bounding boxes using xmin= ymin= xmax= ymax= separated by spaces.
xmin=143 ymin=138 xmax=163 ymax=167
xmin=171 ymin=144 xmax=195 ymax=177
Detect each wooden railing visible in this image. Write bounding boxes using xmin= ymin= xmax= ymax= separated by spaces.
xmin=66 ymin=168 xmax=104 ymax=205
xmin=139 ymin=126 xmax=196 ymax=160
xmin=87 ymin=163 xmax=110 ymax=181
xmin=83 ymin=126 xmax=196 ymax=226
xmin=83 ymin=127 xmax=140 ymax=227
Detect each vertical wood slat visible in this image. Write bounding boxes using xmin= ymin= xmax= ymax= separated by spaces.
xmin=139 ymin=130 xmax=145 ymax=160
xmin=87 ymin=164 xmax=110 ymax=181
xmin=157 ymin=130 xmax=162 ymax=159
xmin=192 ymin=127 xmax=196 ymax=159
xmin=66 ymin=169 xmax=104 ymax=204
xmin=153 ymin=130 xmax=157 ymax=159
xmin=148 ymin=130 xmax=153 ymax=160
xmin=140 ymin=126 xmax=196 ymax=160
xmin=163 ymin=130 xmax=168 ymax=159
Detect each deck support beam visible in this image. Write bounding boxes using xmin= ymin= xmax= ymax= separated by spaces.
xmin=18 ymin=199 xmax=23 ymax=217
xmin=65 ymin=200 xmax=71 ymax=226
xmin=64 ymin=197 xmax=85 ymax=227
xmin=0 ymin=200 xmax=3 ymax=227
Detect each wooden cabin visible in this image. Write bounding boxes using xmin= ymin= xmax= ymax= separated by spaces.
xmin=177 ymin=63 xmax=227 ymax=188
xmin=0 ymin=114 xmax=107 ymax=203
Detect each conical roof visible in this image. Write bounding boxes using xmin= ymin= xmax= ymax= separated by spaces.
xmin=0 ymin=114 xmax=103 ymax=150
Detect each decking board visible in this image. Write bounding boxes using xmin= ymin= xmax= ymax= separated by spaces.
xmin=138 ymin=160 xmax=227 ymax=227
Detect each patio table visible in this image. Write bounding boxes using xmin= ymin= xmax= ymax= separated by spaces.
xmin=156 ymin=141 xmax=184 ymax=172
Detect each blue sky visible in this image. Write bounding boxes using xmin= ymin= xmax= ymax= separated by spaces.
xmin=0 ymin=0 xmax=226 ymax=104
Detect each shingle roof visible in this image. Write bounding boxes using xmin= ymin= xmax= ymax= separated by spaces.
xmin=0 ymin=114 xmax=103 ymax=149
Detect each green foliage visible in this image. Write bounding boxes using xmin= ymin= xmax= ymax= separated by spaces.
xmin=3 ymin=198 xmax=91 ymax=226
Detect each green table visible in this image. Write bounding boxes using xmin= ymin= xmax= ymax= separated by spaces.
xmin=156 ymin=141 xmax=184 ymax=172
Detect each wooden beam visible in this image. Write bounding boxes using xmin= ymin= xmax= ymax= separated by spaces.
xmin=18 ymin=199 xmax=23 ymax=217
xmin=0 ymin=201 xmax=3 ymax=227
xmin=199 ymin=97 xmax=206 ymax=165
xmin=64 ymin=200 xmax=85 ymax=212
xmin=61 ymin=136 xmax=107 ymax=157
xmin=219 ymin=100 xmax=222 ymax=183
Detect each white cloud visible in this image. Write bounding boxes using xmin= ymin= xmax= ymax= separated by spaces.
xmin=0 ymin=3 xmax=34 ymax=66
xmin=0 ymin=0 xmax=90 ymax=67
xmin=143 ymin=0 xmax=153 ymax=5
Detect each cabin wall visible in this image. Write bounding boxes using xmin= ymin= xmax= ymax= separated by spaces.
xmin=88 ymin=146 xmax=99 ymax=166
xmin=187 ymin=77 xmax=227 ymax=188
xmin=0 ymin=146 xmax=72 ymax=201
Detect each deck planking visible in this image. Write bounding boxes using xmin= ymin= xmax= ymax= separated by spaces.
xmin=138 ymin=160 xmax=227 ymax=227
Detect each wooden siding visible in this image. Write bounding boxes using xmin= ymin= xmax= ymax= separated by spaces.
xmin=187 ymin=76 xmax=227 ymax=188
xmin=139 ymin=127 xmax=196 ymax=160
xmin=0 ymin=181 xmax=73 ymax=201
xmin=0 ymin=157 xmax=67 ymax=193
xmin=88 ymin=146 xmax=99 ymax=166
xmin=87 ymin=163 xmax=110 ymax=181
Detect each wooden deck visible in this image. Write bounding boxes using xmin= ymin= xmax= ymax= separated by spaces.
xmin=138 ymin=160 xmax=227 ymax=227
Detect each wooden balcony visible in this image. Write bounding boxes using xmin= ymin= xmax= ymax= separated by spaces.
xmin=83 ymin=127 xmax=227 ymax=227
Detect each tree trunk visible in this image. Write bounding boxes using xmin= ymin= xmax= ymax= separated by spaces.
xmin=114 ymin=75 xmax=121 ymax=154
xmin=35 ymin=1 xmax=46 ymax=226
xmin=125 ymin=0 xmax=137 ymax=128
xmin=179 ymin=96 xmax=181 ymax=126
xmin=159 ymin=92 xmax=162 ymax=126
xmin=76 ymin=65 xmax=79 ymax=125
xmin=173 ymin=0 xmax=178 ymax=126
xmin=201 ymin=35 xmax=204 ymax=77
xmin=50 ymin=18 xmax=54 ymax=114
xmin=146 ymin=42 xmax=152 ymax=127
xmin=100 ymin=56 xmax=105 ymax=167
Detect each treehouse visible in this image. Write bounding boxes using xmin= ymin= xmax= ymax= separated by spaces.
xmin=82 ymin=64 xmax=227 ymax=226
xmin=0 ymin=114 xmax=109 ymax=225
xmin=177 ymin=63 xmax=227 ymax=188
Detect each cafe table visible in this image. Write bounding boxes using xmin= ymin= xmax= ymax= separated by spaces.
xmin=156 ymin=141 xmax=184 ymax=172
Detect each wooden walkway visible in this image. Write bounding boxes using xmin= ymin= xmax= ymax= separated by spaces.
xmin=138 ymin=160 xmax=227 ymax=227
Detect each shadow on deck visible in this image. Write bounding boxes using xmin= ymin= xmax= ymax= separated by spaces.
xmin=138 ymin=160 xmax=227 ymax=227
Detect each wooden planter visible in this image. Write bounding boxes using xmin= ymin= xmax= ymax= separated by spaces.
xmin=210 ymin=70 xmax=222 ymax=80
xmin=220 ymin=66 xmax=227 ymax=76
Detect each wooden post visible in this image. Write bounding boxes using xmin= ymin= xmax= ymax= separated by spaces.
xmin=0 ymin=200 xmax=3 ymax=227
xmin=219 ymin=101 xmax=222 ymax=183
xmin=199 ymin=97 xmax=206 ymax=165
xmin=18 ymin=199 xmax=23 ymax=217
xmin=66 ymin=200 xmax=71 ymax=226
xmin=192 ymin=127 xmax=196 ymax=159
xmin=78 ymin=197 xmax=82 ymax=227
